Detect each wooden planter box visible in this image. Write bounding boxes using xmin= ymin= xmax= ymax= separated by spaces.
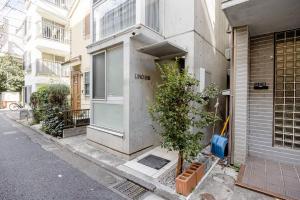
xmin=189 ymin=162 xmax=206 ymax=183
xmin=176 ymin=169 xmax=197 ymax=196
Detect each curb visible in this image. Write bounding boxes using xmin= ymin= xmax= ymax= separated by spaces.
xmin=6 ymin=114 xmax=182 ymax=200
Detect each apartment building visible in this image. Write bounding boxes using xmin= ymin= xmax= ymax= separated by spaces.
xmin=87 ymin=0 xmax=229 ymax=159
xmin=23 ymin=0 xmax=72 ymax=104
xmin=62 ymin=0 xmax=91 ymax=110
xmin=222 ymin=0 xmax=300 ymax=165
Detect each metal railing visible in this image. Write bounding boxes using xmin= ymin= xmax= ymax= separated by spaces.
xmin=63 ymin=109 xmax=90 ymax=129
xmin=36 ymin=60 xmax=70 ymax=77
xmin=43 ymin=0 xmax=72 ymax=9
xmin=41 ymin=20 xmax=69 ymax=44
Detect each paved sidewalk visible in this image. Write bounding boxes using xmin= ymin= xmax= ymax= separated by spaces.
xmin=190 ymin=164 xmax=273 ymax=200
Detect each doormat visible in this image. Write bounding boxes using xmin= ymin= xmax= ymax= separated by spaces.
xmin=138 ymin=154 xmax=170 ymax=170
xmin=236 ymin=156 xmax=300 ymax=200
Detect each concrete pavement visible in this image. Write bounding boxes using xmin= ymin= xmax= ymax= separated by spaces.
xmin=0 ymin=111 xmax=127 ymax=200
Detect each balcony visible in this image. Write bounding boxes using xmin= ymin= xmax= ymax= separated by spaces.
xmin=93 ymin=0 xmax=161 ymax=42
xmin=43 ymin=0 xmax=73 ymax=10
xmin=36 ymin=59 xmax=70 ymax=77
xmin=38 ymin=19 xmax=69 ymax=44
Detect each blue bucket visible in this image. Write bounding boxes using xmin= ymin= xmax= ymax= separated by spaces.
xmin=211 ymin=134 xmax=228 ymax=159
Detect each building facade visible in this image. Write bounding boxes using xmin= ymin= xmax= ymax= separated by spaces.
xmin=23 ymin=0 xmax=72 ymax=104
xmin=222 ymin=0 xmax=300 ymax=165
xmin=87 ymin=0 xmax=230 ymax=159
xmin=62 ymin=0 xmax=91 ymax=110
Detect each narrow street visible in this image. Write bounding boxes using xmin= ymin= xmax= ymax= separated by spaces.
xmin=0 ymin=111 xmax=126 ymax=200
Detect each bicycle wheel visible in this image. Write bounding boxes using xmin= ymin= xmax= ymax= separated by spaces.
xmin=9 ymin=103 xmax=19 ymax=111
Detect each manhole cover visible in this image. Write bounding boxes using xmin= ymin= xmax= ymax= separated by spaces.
xmin=138 ymin=154 xmax=170 ymax=170
xmin=113 ymin=180 xmax=148 ymax=200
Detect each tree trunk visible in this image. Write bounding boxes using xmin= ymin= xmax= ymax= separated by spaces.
xmin=176 ymin=152 xmax=183 ymax=177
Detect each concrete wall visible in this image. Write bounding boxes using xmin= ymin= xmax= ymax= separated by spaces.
xmin=69 ymin=0 xmax=91 ymax=109
xmin=233 ymin=26 xmax=249 ymax=164
xmin=248 ymin=34 xmax=300 ymax=164
xmin=128 ymin=39 xmax=161 ymax=154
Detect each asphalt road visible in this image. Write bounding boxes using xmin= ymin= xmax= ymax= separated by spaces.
xmin=0 ymin=111 xmax=125 ymax=200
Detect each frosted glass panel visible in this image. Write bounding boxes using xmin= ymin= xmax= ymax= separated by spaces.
xmin=107 ymin=46 xmax=123 ymax=97
xmin=146 ymin=0 xmax=160 ymax=32
xmin=93 ymin=103 xmax=123 ymax=131
xmin=93 ymin=52 xmax=106 ymax=99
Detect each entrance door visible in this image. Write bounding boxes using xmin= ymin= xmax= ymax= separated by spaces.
xmin=274 ymin=29 xmax=300 ymax=150
xmin=71 ymin=71 xmax=81 ymax=110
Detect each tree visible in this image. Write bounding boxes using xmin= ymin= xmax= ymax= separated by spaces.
xmin=0 ymin=54 xmax=24 ymax=92
xmin=149 ymin=61 xmax=219 ymax=177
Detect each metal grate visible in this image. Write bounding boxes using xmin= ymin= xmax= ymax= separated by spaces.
xmin=113 ymin=180 xmax=148 ymax=200
xmin=274 ymin=29 xmax=300 ymax=150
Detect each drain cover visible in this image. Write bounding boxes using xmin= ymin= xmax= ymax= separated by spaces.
xmin=113 ymin=180 xmax=148 ymax=200
xmin=138 ymin=154 xmax=170 ymax=170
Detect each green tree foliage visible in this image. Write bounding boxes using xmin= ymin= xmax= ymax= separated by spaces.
xmin=0 ymin=54 xmax=24 ymax=92
xmin=149 ymin=61 xmax=219 ymax=176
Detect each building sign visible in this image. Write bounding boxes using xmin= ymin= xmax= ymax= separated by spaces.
xmin=135 ymin=73 xmax=150 ymax=80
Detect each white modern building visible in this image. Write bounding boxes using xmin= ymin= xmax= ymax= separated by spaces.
xmin=87 ymin=0 xmax=230 ymax=159
xmin=23 ymin=0 xmax=72 ymax=103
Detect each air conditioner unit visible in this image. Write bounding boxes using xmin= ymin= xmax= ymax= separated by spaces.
xmin=225 ymin=48 xmax=231 ymax=61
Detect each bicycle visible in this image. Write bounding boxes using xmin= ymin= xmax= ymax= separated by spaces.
xmin=9 ymin=102 xmax=24 ymax=111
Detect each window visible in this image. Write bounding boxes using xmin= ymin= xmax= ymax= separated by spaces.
xmin=23 ymin=51 xmax=31 ymax=71
xmin=93 ymin=0 xmax=136 ymax=41
xmin=92 ymin=46 xmax=124 ymax=99
xmin=24 ymin=17 xmax=31 ymax=36
xmin=92 ymin=45 xmax=124 ymax=132
xmin=82 ymin=14 xmax=90 ymax=39
xmin=92 ymin=52 xmax=106 ymax=99
xmin=145 ymin=0 xmax=160 ymax=32
xmin=274 ymin=29 xmax=300 ymax=150
xmin=24 ymin=86 xmax=32 ymax=104
xmin=37 ymin=53 xmax=66 ymax=76
xmin=42 ymin=18 xmax=67 ymax=43
xmin=84 ymin=72 xmax=90 ymax=96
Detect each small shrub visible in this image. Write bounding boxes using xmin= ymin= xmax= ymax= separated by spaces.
xmin=30 ymin=84 xmax=70 ymax=137
xmin=48 ymin=84 xmax=70 ymax=106
xmin=42 ymin=106 xmax=65 ymax=137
